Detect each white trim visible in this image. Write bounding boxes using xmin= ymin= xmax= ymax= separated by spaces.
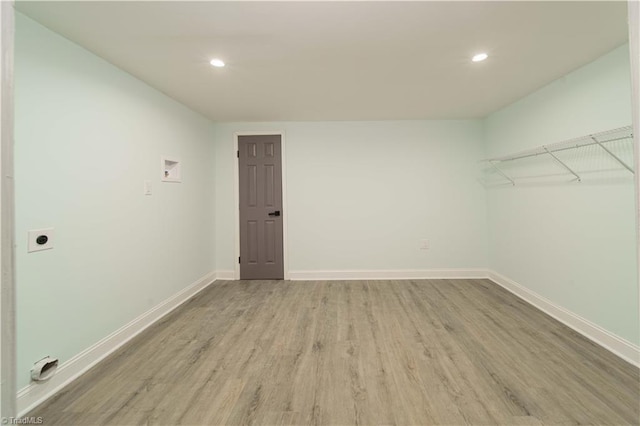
xmin=233 ymin=135 xmax=239 ymax=279
xmin=288 ymin=269 xmax=488 ymax=281
xmin=487 ymin=270 xmax=640 ymax=368
xmin=16 ymin=271 xmax=217 ymax=416
xmin=628 ymin=0 xmax=640 ymax=360
xmin=215 ymin=270 xmax=236 ymax=280
xmin=0 ymin=0 xmax=16 ymax=418
xmin=280 ymin=134 xmax=289 ymax=280
xmin=233 ymin=131 xmax=288 ymax=280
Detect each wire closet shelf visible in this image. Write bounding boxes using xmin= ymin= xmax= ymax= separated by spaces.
xmin=481 ymin=125 xmax=634 ymax=186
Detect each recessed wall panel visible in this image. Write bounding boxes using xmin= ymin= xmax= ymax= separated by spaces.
xmin=265 ymin=142 xmax=274 ymax=157
xmin=247 ymin=143 xmax=257 ymax=158
xmin=265 ymin=220 xmax=276 ymax=264
xmin=247 ymin=165 xmax=257 ymax=207
xmin=248 ymin=221 xmax=258 ymax=264
xmin=265 ymin=165 xmax=275 ymax=207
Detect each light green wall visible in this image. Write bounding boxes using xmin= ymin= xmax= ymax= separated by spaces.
xmin=214 ymin=121 xmax=488 ymax=272
xmin=15 ymin=14 xmax=216 ymax=389
xmin=485 ymin=44 xmax=638 ymax=344
xmin=14 ymin=8 xmax=637 ymax=394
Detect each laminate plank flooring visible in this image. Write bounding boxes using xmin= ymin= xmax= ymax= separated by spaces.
xmin=28 ymin=279 xmax=639 ymax=425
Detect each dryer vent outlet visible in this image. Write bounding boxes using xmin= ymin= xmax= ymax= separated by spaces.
xmin=31 ymin=356 xmax=59 ymax=382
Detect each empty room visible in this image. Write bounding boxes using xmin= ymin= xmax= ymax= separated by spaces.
xmin=0 ymin=0 xmax=638 ymax=425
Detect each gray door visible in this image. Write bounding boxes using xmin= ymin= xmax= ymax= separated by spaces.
xmin=238 ymin=135 xmax=284 ymax=280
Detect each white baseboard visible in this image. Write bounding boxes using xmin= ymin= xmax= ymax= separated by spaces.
xmin=16 ymin=271 xmax=217 ymax=416
xmin=215 ymin=270 xmax=236 ymax=280
xmin=288 ymin=269 xmax=488 ymax=281
xmin=487 ymin=270 xmax=640 ymax=368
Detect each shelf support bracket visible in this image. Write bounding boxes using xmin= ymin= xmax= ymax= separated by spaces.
xmin=591 ymin=136 xmax=634 ymax=174
xmin=543 ymin=146 xmax=581 ymax=182
xmin=489 ymin=160 xmax=515 ymax=186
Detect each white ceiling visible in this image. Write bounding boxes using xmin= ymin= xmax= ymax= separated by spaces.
xmin=17 ymin=1 xmax=629 ymax=122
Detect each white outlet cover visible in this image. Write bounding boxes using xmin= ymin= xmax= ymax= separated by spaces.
xmin=28 ymin=228 xmax=54 ymax=253
xmin=144 ymin=180 xmax=152 ymax=195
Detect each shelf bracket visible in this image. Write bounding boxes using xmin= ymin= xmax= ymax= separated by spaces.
xmin=591 ymin=136 xmax=634 ymax=174
xmin=489 ymin=160 xmax=515 ymax=186
xmin=543 ymin=146 xmax=581 ymax=182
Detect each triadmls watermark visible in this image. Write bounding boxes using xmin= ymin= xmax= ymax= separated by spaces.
xmin=1 ymin=417 xmax=44 ymax=425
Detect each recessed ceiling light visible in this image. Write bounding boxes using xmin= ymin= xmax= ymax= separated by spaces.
xmin=210 ymin=59 xmax=225 ymax=68
xmin=472 ymin=53 xmax=488 ymax=62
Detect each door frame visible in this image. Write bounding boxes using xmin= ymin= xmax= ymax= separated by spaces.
xmin=629 ymin=0 xmax=640 ymax=335
xmin=233 ymin=131 xmax=289 ymax=280
xmin=0 ymin=0 xmax=16 ymax=417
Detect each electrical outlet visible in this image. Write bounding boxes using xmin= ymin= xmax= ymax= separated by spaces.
xmin=420 ymin=239 xmax=429 ymax=250
xmin=28 ymin=228 xmax=54 ymax=253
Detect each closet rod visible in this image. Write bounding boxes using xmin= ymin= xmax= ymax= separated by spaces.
xmin=492 ymin=135 xmax=631 ymax=163
xmin=483 ymin=126 xmax=633 ymax=164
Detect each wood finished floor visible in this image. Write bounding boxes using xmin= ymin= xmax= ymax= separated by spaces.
xmin=30 ymin=279 xmax=639 ymax=425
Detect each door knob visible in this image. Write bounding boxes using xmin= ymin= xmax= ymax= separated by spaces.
xmin=268 ymin=210 xmax=281 ymax=217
